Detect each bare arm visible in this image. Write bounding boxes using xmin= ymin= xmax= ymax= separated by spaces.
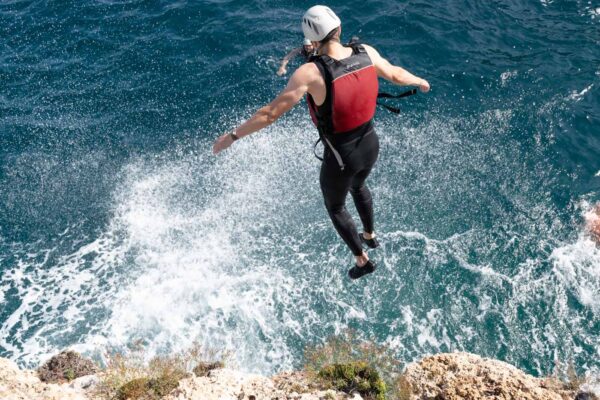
xmin=363 ymin=44 xmax=430 ymax=92
xmin=213 ymin=63 xmax=317 ymax=154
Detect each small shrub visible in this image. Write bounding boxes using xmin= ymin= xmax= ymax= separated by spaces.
xmin=116 ymin=377 xmax=151 ymax=400
xmin=37 ymin=350 xmax=98 ymax=383
xmin=115 ymin=374 xmax=182 ymax=400
xmin=304 ymin=330 xmax=403 ymax=400
xmin=319 ymin=361 xmax=386 ymax=400
xmin=147 ymin=374 xmax=181 ymax=397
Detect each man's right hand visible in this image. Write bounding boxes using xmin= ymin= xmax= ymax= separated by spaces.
xmin=212 ymin=132 xmax=235 ymax=155
xmin=419 ymin=79 xmax=430 ymax=93
xmin=277 ymin=68 xmax=287 ymax=76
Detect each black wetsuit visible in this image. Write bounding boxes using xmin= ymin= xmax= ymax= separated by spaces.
xmin=307 ymin=44 xmax=380 ymax=257
xmin=313 ymin=45 xmax=421 ymax=262
xmin=320 ymin=122 xmax=379 ymax=256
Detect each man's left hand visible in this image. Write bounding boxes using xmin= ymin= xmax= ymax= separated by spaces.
xmin=419 ymin=79 xmax=430 ymax=93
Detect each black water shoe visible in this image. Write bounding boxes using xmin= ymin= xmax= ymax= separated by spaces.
xmin=348 ymin=260 xmax=376 ymax=280
xmin=360 ymin=233 xmax=379 ymax=249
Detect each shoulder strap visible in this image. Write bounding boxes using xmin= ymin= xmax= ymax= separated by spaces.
xmin=312 ymin=56 xmax=335 ymax=137
xmin=310 ymin=56 xmax=346 ymax=170
xmin=348 ymin=43 xmax=367 ymax=55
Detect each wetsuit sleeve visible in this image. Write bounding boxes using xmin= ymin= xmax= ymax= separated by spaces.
xmin=283 ymin=47 xmax=303 ymax=62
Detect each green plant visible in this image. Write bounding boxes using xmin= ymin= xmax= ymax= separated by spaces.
xmin=304 ymin=330 xmax=404 ymax=400
xmin=318 ymin=361 xmax=386 ymax=400
xmin=64 ymin=368 xmax=76 ymax=381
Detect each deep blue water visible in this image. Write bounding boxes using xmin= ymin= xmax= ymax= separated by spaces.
xmin=1 ymin=0 xmax=599 ymax=377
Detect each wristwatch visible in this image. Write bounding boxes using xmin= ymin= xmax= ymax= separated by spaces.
xmin=230 ymin=131 xmax=240 ymax=141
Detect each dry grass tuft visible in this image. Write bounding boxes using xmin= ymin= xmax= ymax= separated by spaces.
xmin=94 ymin=341 xmax=228 ymax=400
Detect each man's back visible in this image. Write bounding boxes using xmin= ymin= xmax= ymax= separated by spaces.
xmin=306 ymin=43 xmax=379 ymax=134
xmin=290 ymin=42 xmax=429 ymax=110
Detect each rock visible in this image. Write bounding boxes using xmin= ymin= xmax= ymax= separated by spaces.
xmin=0 ymin=357 xmax=89 ymax=400
xmin=193 ymin=361 xmax=224 ymax=377
xmin=1 ymin=352 xmax=590 ymax=400
xmin=163 ymin=368 xmax=279 ymax=400
xmin=401 ymin=352 xmax=575 ymax=400
xmin=69 ymin=375 xmax=100 ymax=390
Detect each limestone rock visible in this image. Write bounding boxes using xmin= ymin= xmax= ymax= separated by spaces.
xmin=0 ymin=357 xmax=90 ymax=400
xmin=401 ymin=352 xmax=575 ymax=400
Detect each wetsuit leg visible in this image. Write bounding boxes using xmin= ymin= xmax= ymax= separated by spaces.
xmin=320 ymin=162 xmax=363 ymax=256
xmin=319 ymin=131 xmax=379 ymax=256
xmin=350 ymin=171 xmax=375 ymax=234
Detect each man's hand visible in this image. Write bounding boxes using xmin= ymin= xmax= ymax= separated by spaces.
xmin=419 ymin=79 xmax=430 ymax=93
xmin=212 ymin=132 xmax=235 ymax=155
xmin=277 ymin=67 xmax=287 ymax=76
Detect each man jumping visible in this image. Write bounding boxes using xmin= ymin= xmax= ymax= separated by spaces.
xmin=213 ymin=5 xmax=430 ymax=279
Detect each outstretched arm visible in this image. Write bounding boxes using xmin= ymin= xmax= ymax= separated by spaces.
xmin=363 ymin=44 xmax=430 ymax=92
xmin=213 ymin=64 xmax=315 ymax=154
xmin=277 ymin=48 xmax=302 ymax=76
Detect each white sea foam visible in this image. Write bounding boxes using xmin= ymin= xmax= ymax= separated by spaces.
xmin=2 ymin=105 xmax=598 ymax=376
xmin=1 ymin=113 xmax=365 ymax=372
xmin=569 ymin=84 xmax=594 ymax=101
xmin=500 ymin=70 xmax=518 ymax=86
xmin=549 ymin=208 xmax=600 ymax=312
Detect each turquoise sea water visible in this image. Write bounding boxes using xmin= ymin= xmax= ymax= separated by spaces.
xmin=1 ymin=0 xmax=599 ymax=377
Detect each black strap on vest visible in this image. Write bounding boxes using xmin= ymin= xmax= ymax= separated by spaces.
xmin=311 ymin=54 xmax=346 ymax=170
xmin=377 ymin=89 xmax=418 ymax=99
xmin=376 ymin=88 xmax=418 ymax=114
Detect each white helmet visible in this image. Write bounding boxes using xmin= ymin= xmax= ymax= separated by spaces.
xmin=302 ymin=5 xmax=341 ymax=42
xmin=303 ymin=38 xmax=312 ymax=46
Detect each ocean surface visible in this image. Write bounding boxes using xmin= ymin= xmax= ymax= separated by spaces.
xmin=1 ymin=0 xmax=599 ymax=377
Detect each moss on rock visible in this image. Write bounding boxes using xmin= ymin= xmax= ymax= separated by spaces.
xmin=318 ymin=361 xmax=386 ymax=400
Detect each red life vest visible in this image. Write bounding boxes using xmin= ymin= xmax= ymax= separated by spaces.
xmin=307 ymin=44 xmax=379 ymax=135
